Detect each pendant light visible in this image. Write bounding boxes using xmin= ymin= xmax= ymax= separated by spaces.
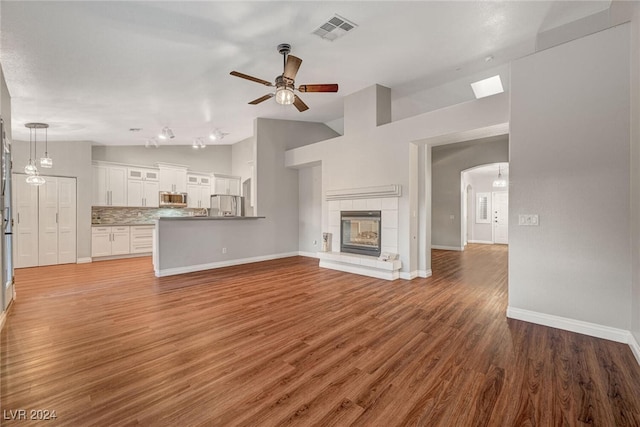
xmin=39 ymin=124 xmax=52 ymax=168
xmin=24 ymin=123 xmax=49 ymax=186
xmin=493 ymin=165 xmax=507 ymax=188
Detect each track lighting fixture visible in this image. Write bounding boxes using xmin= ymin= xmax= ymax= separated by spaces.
xmin=192 ymin=138 xmax=206 ymax=149
xmin=158 ymin=127 xmax=175 ymax=140
xmin=145 ymin=138 xmax=159 ymax=149
xmin=209 ymin=129 xmax=226 ymax=141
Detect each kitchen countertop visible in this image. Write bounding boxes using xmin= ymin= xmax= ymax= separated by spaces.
xmin=91 ymin=223 xmax=155 ymax=226
xmin=157 ymin=216 xmax=265 ymax=221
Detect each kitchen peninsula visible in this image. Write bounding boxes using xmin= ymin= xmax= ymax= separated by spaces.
xmin=152 ymin=216 xmax=275 ymax=277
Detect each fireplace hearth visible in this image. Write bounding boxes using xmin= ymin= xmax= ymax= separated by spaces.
xmin=340 ymin=210 xmax=381 ymax=257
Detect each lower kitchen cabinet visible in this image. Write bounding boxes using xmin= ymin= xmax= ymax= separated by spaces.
xmin=91 ymin=226 xmax=131 ymax=257
xmin=130 ymin=226 xmax=154 ymax=254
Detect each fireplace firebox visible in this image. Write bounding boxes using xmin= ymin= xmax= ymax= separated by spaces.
xmin=340 ymin=211 xmax=381 ymax=257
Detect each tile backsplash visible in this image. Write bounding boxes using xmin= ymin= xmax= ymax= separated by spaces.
xmin=92 ymin=207 xmax=208 ymax=225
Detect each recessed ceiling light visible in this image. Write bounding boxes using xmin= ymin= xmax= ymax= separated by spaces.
xmin=470 ymin=75 xmax=504 ymax=99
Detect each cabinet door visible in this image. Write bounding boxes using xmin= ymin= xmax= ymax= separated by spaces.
xmin=128 ymin=168 xmax=144 ymax=180
xmin=143 ymin=181 xmax=159 ymax=207
xmin=200 ymin=176 xmax=211 ymax=186
xmin=144 ymin=170 xmax=159 ymax=181
xmin=91 ymin=232 xmax=112 ymax=257
xmin=38 ymin=177 xmax=59 ymax=266
xmin=93 ymin=165 xmax=109 ymax=206
xmin=159 ymin=169 xmax=175 ymax=192
xmin=13 ymin=175 xmax=39 ymax=268
xmin=108 ymin=166 xmax=128 ymax=206
xmin=214 ymin=177 xmax=229 ymax=195
xmin=187 ymin=184 xmax=200 ymax=208
xmin=127 ymin=180 xmax=144 ymax=207
xmin=57 ymin=177 xmax=77 ymax=264
xmin=228 ymin=178 xmax=241 ymax=196
xmin=111 ymin=228 xmax=131 ymax=255
xmin=187 ymin=175 xmax=199 ymax=185
xmin=174 ymin=169 xmax=187 ymax=193
xmin=200 ymin=186 xmax=211 ymax=208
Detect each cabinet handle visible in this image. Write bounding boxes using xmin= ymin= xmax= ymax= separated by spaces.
xmin=17 ymin=212 xmax=20 ymax=224
xmin=55 ymin=213 xmax=58 ymax=223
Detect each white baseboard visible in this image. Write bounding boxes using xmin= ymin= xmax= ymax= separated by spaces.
xmin=298 ymin=251 xmax=319 ymax=259
xmin=630 ymin=333 xmax=640 ymax=366
xmin=431 ymin=245 xmax=464 ymax=251
xmin=418 ymin=269 xmax=433 ymax=278
xmin=76 ymin=257 xmax=92 ymax=264
xmin=507 ymin=306 xmax=631 ymax=344
xmin=468 ymin=240 xmax=494 ymax=245
xmin=400 ymin=271 xmax=418 ymax=280
xmin=156 ymin=252 xmax=300 ymax=277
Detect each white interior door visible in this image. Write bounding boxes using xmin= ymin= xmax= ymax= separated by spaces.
xmin=493 ymin=192 xmax=509 ymax=244
xmin=38 ymin=177 xmax=59 ymax=266
xmin=57 ymin=177 xmax=77 ymax=264
xmin=13 ymin=175 xmax=39 ymax=268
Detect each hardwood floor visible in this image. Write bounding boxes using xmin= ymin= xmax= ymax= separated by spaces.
xmin=2 ymin=245 xmax=640 ymax=426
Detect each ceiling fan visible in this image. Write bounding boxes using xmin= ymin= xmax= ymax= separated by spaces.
xmin=230 ymin=43 xmax=338 ymax=112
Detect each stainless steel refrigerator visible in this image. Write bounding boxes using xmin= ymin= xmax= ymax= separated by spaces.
xmin=209 ymin=194 xmax=244 ymax=217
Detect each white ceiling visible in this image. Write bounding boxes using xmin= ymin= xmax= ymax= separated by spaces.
xmin=1 ymin=1 xmax=611 ymax=146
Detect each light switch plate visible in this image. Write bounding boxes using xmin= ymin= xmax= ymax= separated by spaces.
xmin=518 ymin=214 xmax=539 ymax=226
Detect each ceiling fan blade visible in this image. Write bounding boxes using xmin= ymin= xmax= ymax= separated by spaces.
xmin=293 ymin=95 xmax=309 ymax=112
xmin=248 ymin=94 xmax=274 ymax=105
xmin=283 ymin=55 xmax=302 ymax=80
xmin=297 ymin=84 xmax=339 ymax=93
xmin=230 ymin=71 xmax=273 ymax=87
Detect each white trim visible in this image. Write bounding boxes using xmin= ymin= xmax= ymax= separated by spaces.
xmin=0 ymin=310 xmax=6 ymax=331
xmin=630 ymin=333 xmax=640 ymax=366
xmin=326 ymin=184 xmax=402 ymax=200
xmin=298 ymin=251 xmax=319 ymax=258
xmin=468 ymin=240 xmax=494 ymax=245
xmin=76 ymin=257 xmax=92 ymax=264
xmin=507 ymin=306 xmax=631 ymax=344
xmin=93 ymin=253 xmax=151 ymax=262
xmin=431 ymin=245 xmax=464 ymax=251
xmin=155 ymin=252 xmax=300 ymax=277
xmin=400 ymin=271 xmax=418 ymax=280
xmin=418 ymin=269 xmax=433 ymax=278
xmin=319 ymin=260 xmax=400 ymax=281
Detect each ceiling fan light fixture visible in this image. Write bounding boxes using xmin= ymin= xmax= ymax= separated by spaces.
xmin=275 ymin=86 xmax=295 ymax=105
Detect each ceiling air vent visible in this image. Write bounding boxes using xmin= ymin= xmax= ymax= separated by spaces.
xmin=312 ymin=14 xmax=358 ymax=41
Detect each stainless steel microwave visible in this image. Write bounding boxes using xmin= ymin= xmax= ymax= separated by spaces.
xmin=159 ymin=192 xmax=187 ymax=207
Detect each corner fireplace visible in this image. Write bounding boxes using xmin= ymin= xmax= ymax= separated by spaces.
xmin=340 ymin=210 xmax=381 ymax=257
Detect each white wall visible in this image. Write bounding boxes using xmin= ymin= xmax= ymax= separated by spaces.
xmin=12 ymin=140 xmax=93 ymax=259
xmin=286 ymin=85 xmax=510 ymax=276
xmin=509 ymin=24 xmax=631 ymax=330
xmin=631 ymin=4 xmax=640 ymax=351
xmin=92 ymin=144 xmax=232 ymax=174
xmin=255 ymin=118 xmax=339 ymax=255
xmin=431 ymin=136 xmax=508 ymax=249
xmin=298 ymin=165 xmax=321 ymax=255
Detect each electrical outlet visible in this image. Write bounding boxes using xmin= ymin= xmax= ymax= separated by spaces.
xmin=222 ymin=247 xmax=227 ymax=254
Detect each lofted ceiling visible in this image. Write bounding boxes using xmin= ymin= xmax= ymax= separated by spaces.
xmin=1 ymin=1 xmax=611 ymax=146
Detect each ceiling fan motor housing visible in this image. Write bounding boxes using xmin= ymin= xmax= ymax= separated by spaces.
xmin=277 ymin=43 xmax=291 ymax=56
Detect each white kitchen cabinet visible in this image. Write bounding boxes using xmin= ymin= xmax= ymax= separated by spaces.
xmin=187 ymin=174 xmax=212 ymax=208
xmin=13 ymin=175 xmax=77 ymax=268
xmin=212 ymin=174 xmax=241 ymax=196
xmin=127 ymin=167 xmax=159 ymax=181
xmin=127 ymin=180 xmax=159 ymax=207
xmin=130 ymin=226 xmax=154 ymax=254
xmin=93 ymin=163 xmax=127 ymax=206
xmin=91 ymin=226 xmax=131 ymax=257
xmin=159 ymin=166 xmax=187 ymax=193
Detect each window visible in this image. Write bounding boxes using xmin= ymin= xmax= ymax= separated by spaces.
xmin=476 ymin=193 xmax=490 ymax=224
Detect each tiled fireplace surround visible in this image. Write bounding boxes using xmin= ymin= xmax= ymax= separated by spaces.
xmin=318 ymin=186 xmax=402 ymax=280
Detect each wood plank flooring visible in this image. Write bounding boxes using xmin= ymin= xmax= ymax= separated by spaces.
xmin=2 ymin=244 xmax=640 ymax=426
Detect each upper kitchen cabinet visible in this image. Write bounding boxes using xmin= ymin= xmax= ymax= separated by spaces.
xmin=158 ymin=163 xmax=188 ymax=193
xmin=127 ymin=167 xmax=160 ymax=207
xmin=93 ymin=162 xmax=127 ymax=206
xmin=212 ymin=174 xmax=241 ymax=196
xmin=187 ymin=173 xmax=212 ymax=208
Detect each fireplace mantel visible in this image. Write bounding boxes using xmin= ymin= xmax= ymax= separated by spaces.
xmin=325 ymin=184 xmax=401 ymax=201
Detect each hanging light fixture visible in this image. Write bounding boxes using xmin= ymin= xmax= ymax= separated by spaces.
xmin=493 ymin=165 xmax=507 ymax=188
xmin=26 ymin=173 xmax=45 ymax=186
xmin=39 ymin=124 xmax=52 ymax=168
xmin=24 ymin=123 xmax=45 ymax=175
